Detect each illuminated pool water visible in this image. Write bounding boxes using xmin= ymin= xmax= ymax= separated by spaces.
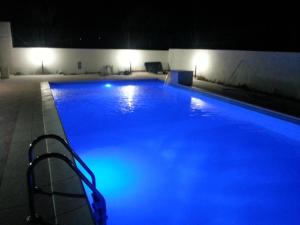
xmin=50 ymin=80 xmax=300 ymax=225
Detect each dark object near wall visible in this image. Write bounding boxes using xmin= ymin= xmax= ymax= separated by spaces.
xmin=145 ymin=62 xmax=165 ymax=74
xmin=170 ymin=70 xmax=193 ymax=86
xmin=123 ymin=70 xmax=131 ymax=75
xmin=118 ymin=70 xmax=131 ymax=75
xmin=77 ymin=61 xmax=82 ymax=70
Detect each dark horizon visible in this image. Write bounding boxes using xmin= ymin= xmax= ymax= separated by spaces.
xmin=1 ymin=2 xmax=300 ymax=52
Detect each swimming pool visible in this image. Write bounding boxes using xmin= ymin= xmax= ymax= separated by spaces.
xmin=50 ymin=79 xmax=300 ymax=225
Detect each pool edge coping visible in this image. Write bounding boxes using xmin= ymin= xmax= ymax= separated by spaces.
xmin=40 ymin=81 xmax=96 ymax=225
xmin=172 ymin=82 xmax=300 ymax=125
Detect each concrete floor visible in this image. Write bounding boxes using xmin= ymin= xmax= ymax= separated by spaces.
xmin=1 ymin=73 xmax=300 ymax=225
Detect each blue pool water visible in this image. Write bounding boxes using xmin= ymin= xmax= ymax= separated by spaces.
xmin=50 ymin=80 xmax=300 ymax=225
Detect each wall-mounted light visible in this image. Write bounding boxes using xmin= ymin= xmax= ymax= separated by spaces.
xmin=192 ymin=51 xmax=210 ymax=78
xmin=28 ymin=48 xmax=55 ymax=74
xmin=117 ymin=50 xmax=141 ymax=73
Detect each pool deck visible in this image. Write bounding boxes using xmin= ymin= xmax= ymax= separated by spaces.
xmin=1 ymin=73 xmax=300 ymax=225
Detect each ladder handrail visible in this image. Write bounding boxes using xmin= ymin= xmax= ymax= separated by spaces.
xmin=28 ymin=134 xmax=96 ymax=186
xmin=27 ymin=152 xmax=107 ymax=225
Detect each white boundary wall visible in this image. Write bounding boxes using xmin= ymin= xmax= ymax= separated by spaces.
xmin=12 ymin=48 xmax=169 ymax=75
xmin=9 ymin=45 xmax=300 ymax=100
xmin=169 ymin=49 xmax=300 ymax=100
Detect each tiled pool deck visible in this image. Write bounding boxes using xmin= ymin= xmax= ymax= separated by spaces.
xmin=1 ymin=73 xmax=300 ymax=225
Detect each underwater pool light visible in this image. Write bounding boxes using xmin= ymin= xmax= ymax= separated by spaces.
xmin=105 ymin=83 xmax=112 ymax=88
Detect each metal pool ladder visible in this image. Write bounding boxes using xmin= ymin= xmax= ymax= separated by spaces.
xmin=26 ymin=134 xmax=107 ymax=225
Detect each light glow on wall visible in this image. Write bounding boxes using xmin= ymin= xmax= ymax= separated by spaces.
xmin=28 ymin=48 xmax=55 ymax=66
xmin=117 ymin=50 xmax=141 ymax=71
xmin=192 ymin=51 xmax=210 ymax=75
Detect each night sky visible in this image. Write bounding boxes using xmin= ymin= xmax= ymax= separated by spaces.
xmin=1 ymin=1 xmax=299 ymax=51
